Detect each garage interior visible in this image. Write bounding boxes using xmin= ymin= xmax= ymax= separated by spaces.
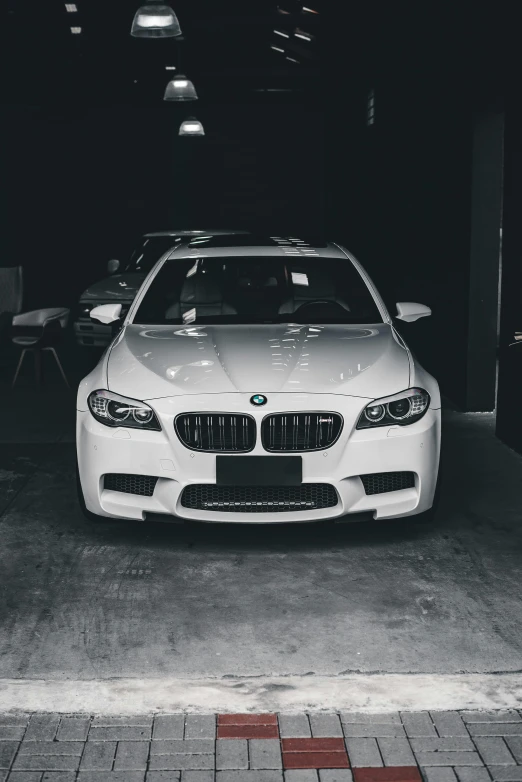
xmin=1 ymin=0 xmax=522 ymax=779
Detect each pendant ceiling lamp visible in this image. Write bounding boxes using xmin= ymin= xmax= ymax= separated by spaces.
xmin=179 ymin=117 xmax=205 ymax=136
xmin=164 ymin=75 xmax=198 ymax=101
xmin=131 ymin=3 xmax=182 ymax=38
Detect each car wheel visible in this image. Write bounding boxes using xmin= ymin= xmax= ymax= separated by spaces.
xmin=76 ymin=461 xmax=113 ymax=523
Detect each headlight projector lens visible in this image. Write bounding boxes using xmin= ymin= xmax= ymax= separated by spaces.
xmin=388 ymin=398 xmax=411 ymax=420
xmin=365 ymin=404 xmax=385 ymax=423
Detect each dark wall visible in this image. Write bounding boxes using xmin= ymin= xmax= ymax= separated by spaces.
xmin=325 ymin=2 xmax=504 ymax=411
xmin=2 ymin=105 xmax=167 ymax=308
xmin=171 ymin=104 xmax=324 ymax=234
xmin=326 ymin=80 xmax=473 ymax=406
xmin=496 ymin=62 xmax=522 ymax=452
xmin=369 ymin=76 xmax=474 ymax=407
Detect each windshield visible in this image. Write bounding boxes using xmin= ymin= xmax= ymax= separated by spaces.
xmin=124 ymin=237 xmax=180 ymax=273
xmin=133 ymin=256 xmax=383 ymax=325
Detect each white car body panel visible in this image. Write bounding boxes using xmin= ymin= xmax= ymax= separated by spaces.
xmin=76 ymin=239 xmax=441 ymax=524
xmin=105 ymin=323 xmax=410 ymax=401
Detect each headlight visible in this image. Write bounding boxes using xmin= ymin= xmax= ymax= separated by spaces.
xmin=356 ymin=388 xmax=430 ymax=429
xmin=88 ymin=390 xmax=161 ymax=431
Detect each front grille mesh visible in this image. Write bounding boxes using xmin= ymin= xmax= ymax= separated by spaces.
xmin=175 ymin=413 xmax=255 ymax=452
xmin=104 ymin=473 xmax=158 ymax=497
xmin=262 ymin=412 xmax=343 ymax=451
xmin=360 ymin=471 xmax=415 ymax=495
xmin=181 ymin=483 xmax=338 ymax=513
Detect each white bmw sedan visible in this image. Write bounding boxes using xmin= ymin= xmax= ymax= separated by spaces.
xmin=76 ymin=236 xmax=441 ymax=524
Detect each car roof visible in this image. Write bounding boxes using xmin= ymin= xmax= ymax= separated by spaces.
xmin=168 ymin=235 xmax=348 ymax=259
xmin=144 ymin=229 xmax=250 ymax=238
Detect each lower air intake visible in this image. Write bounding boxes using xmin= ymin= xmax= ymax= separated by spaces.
xmin=360 ymin=471 xmax=415 ymax=495
xmin=181 ymin=483 xmax=338 ymax=513
xmin=104 ymin=473 xmax=158 ymax=497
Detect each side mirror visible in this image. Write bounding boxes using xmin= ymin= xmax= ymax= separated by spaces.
xmin=395 ymin=301 xmax=431 ymax=323
xmin=107 ymin=259 xmax=120 ymax=274
xmin=90 ymin=303 xmax=123 ymax=324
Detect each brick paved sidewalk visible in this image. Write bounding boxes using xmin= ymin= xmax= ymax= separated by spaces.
xmin=1 ymin=710 xmax=522 ymax=782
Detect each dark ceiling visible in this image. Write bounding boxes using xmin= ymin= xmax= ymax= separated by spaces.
xmin=1 ymin=0 xmax=511 ymax=109
xmin=1 ymin=0 xmax=328 ymax=104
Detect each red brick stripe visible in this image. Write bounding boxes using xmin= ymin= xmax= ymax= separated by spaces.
xmin=282 ymin=738 xmax=346 ymax=753
xmin=217 ymin=724 xmax=279 ymax=739
xmin=281 ymin=736 xmax=349 ymax=769
xmin=353 ymin=768 xmax=422 ymax=782
xmin=218 ymin=714 xmax=278 ymax=726
xmin=284 ymin=752 xmax=350 ymax=769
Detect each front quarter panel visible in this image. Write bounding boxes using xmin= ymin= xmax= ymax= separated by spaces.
xmin=410 ymin=357 xmax=441 ymax=409
xmin=77 ymin=345 xmax=113 ymax=411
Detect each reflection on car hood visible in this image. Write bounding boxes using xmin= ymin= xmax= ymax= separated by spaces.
xmin=108 ymin=323 xmax=410 ymax=400
xmin=80 ymin=274 xmax=145 ymax=302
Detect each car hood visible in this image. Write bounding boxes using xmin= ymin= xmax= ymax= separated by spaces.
xmin=80 ymin=273 xmax=145 ymax=302
xmin=107 ymin=323 xmax=410 ymax=400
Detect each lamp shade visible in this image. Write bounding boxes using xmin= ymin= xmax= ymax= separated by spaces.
xmin=131 ymin=4 xmax=182 ymax=38
xmin=164 ymin=75 xmax=198 ymax=101
xmin=179 ymin=117 xmax=205 ymax=136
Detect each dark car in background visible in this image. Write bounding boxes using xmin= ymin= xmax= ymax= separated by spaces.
xmin=74 ymin=230 xmax=249 ymax=346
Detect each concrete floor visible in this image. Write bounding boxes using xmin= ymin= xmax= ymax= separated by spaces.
xmin=1 ymin=362 xmax=522 ymax=688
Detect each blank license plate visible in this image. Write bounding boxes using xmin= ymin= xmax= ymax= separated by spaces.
xmin=216 ymin=455 xmax=302 ymax=486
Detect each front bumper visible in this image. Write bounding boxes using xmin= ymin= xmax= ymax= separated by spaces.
xmin=76 ymin=393 xmax=441 ymax=523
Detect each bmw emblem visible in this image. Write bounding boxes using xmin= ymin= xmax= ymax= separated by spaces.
xmin=250 ymin=394 xmax=267 ymax=407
